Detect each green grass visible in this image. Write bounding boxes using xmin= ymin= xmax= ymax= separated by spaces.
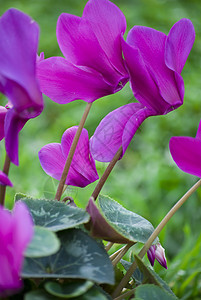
xmin=1 ymin=0 xmax=201 ymax=298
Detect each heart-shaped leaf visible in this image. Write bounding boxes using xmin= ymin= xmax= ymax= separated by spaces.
xmin=18 ymin=198 xmax=90 ymax=231
xmin=25 ymin=286 xmax=111 ymax=300
xmin=25 ymin=226 xmax=60 ymax=258
xmin=87 ymin=195 xmax=158 ymax=244
xmin=22 ymin=229 xmax=114 ymax=285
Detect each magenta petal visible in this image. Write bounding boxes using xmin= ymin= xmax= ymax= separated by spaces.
xmin=83 ymin=0 xmax=127 ymax=76
xmin=4 ymin=109 xmax=27 ymax=165
xmin=122 ymin=107 xmax=154 ymax=155
xmin=0 ymin=9 xmax=43 ymax=115
xmin=12 ymin=202 xmax=34 ymax=270
xmin=39 ymin=127 xmax=99 ymax=188
xmin=0 ymin=202 xmax=33 ymax=296
xmin=38 ymin=143 xmax=66 ymax=181
xmin=125 ymin=26 xmax=182 ymax=109
xmin=0 ymin=106 xmax=7 ymax=140
xmin=61 ymin=127 xmax=99 ymax=187
xmin=122 ymin=39 xmax=168 ymax=114
xmin=57 ymin=14 xmax=117 ymax=86
xmin=0 ymin=171 xmax=13 ymax=187
xmin=90 ymin=103 xmax=152 ymax=162
xmin=37 ymin=57 xmax=114 ymax=104
xmin=165 ymin=19 xmax=195 ymax=74
xmin=169 ymin=135 xmax=201 ymax=178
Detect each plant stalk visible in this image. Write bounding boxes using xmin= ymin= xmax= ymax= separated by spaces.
xmin=114 ymin=289 xmax=135 ymax=300
xmin=91 ymin=146 xmax=122 ymax=200
xmin=112 ymin=178 xmax=201 ymax=298
xmin=55 ymin=102 xmax=92 ymax=201
xmin=112 ymin=243 xmax=134 ymax=267
xmin=110 ymin=245 xmax=128 ymax=261
xmin=105 ymin=242 xmax=114 ymax=252
xmin=0 ymin=153 xmax=11 ymax=206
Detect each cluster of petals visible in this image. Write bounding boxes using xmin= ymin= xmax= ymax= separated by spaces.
xmin=90 ymin=18 xmax=195 ymax=162
xmin=147 ymin=243 xmax=167 ymax=269
xmin=39 ymin=126 xmax=99 ymax=188
xmin=169 ymin=120 xmax=201 ymax=177
xmin=37 ymin=0 xmax=129 ymax=104
xmin=0 ymin=201 xmax=34 ymax=296
xmin=0 ymin=8 xmax=43 ymax=165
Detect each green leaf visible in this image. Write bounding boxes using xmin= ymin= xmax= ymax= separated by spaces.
xmin=87 ymin=195 xmax=158 ymax=244
xmin=45 ymin=280 xmax=94 ymax=298
xmin=134 ymin=255 xmax=177 ymax=298
xmin=19 ymin=198 xmax=90 ymax=231
xmin=25 ymin=226 xmax=60 ymax=258
xmin=15 ymin=192 xmax=29 ymax=201
xmin=22 ymin=229 xmax=114 ymax=285
xmin=25 ymin=286 xmax=111 ymax=300
xmin=120 ymin=259 xmax=144 ymax=285
xmin=74 ymin=286 xmax=110 ymax=300
xmin=25 ymin=290 xmax=58 ymax=300
xmin=135 ymin=284 xmax=178 ymax=300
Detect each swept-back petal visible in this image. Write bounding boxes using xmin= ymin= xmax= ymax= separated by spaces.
xmin=165 ymin=19 xmax=195 ymax=74
xmin=4 ymin=109 xmax=27 ymax=165
xmin=90 ymin=103 xmax=152 ymax=162
xmin=61 ymin=127 xmax=99 ymax=185
xmin=0 ymin=171 xmax=13 ymax=187
xmin=37 ymin=57 xmax=114 ymax=104
xmin=122 ymin=39 xmax=168 ymax=114
xmin=0 ymin=106 xmax=7 ymax=140
xmin=38 ymin=143 xmax=66 ymax=181
xmin=122 ymin=106 xmax=154 ymax=155
xmin=57 ymin=14 xmax=115 ymax=86
xmin=169 ymin=135 xmax=201 ymax=178
xmin=83 ymin=0 xmax=127 ymax=76
xmin=126 ymin=26 xmax=182 ymax=108
xmin=0 ymin=9 xmax=43 ymax=115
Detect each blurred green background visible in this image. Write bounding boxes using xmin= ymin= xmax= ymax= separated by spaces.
xmin=0 ymin=0 xmax=201 ymax=298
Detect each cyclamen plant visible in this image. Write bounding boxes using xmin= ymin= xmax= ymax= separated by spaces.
xmin=0 ymin=0 xmax=198 ymax=299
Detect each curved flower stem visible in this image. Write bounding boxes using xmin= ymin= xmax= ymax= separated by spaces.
xmin=105 ymin=242 xmax=114 ymax=252
xmin=112 ymin=178 xmax=201 ymax=298
xmin=112 ymin=243 xmax=134 ymax=267
xmin=55 ymin=102 xmax=92 ymax=201
xmin=91 ymin=146 xmax=122 ymax=200
xmin=0 ymin=153 xmax=11 ymax=206
xmin=110 ymin=245 xmax=127 ymax=261
xmin=114 ymin=289 xmax=135 ymax=300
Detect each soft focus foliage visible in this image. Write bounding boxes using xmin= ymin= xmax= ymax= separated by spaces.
xmin=0 ymin=0 xmax=201 ymax=298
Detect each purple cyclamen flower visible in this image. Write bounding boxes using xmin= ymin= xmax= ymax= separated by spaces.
xmin=90 ymin=19 xmax=195 ymax=162
xmin=0 ymin=201 xmax=34 ymax=297
xmin=0 ymin=9 xmax=43 ymax=165
xmin=147 ymin=243 xmax=167 ymax=269
xmin=39 ymin=126 xmax=99 ymax=188
xmin=169 ymin=120 xmax=201 ymax=177
xmin=37 ymin=0 xmax=129 ymax=104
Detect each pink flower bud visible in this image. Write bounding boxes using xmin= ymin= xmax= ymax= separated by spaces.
xmin=155 ymin=243 xmax=168 ymax=269
xmin=147 ymin=245 xmax=156 ymax=266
